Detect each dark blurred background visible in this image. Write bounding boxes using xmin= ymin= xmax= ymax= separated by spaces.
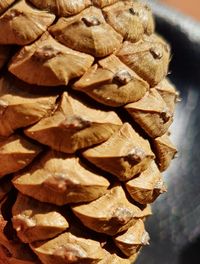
xmin=137 ymin=1 xmax=200 ymax=264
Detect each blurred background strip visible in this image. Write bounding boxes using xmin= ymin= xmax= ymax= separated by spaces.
xmin=160 ymin=0 xmax=200 ymax=20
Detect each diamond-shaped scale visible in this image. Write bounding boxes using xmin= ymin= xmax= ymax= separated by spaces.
xmin=83 ymin=123 xmax=155 ymax=181
xmin=125 ymin=89 xmax=173 ymax=138
xmin=13 ymin=150 xmax=110 ymax=205
xmin=9 ymin=32 xmax=94 ymax=86
xmin=12 ymin=193 xmax=69 ymax=243
xmin=49 ymin=6 xmax=123 ymax=57
xmin=74 ymin=55 xmax=149 ymax=107
xmin=25 ymin=92 xmax=122 ymax=153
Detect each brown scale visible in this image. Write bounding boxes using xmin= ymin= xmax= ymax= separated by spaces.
xmin=83 ymin=123 xmax=155 ymax=181
xmin=0 ymin=197 xmax=41 ymax=264
xmin=103 ymin=1 xmax=154 ymax=42
xmin=0 ymin=0 xmax=55 ymax=45
xmin=9 ymin=32 xmax=94 ymax=86
xmin=13 ymin=150 xmax=110 ymax=205
xmin=152 ymin=133 xmax=177 ymax=172
xmin=12 ymin=193 xmax=69 ymax=243
xmin=0 ymin=76 xmax=57 ymax=137
xmin=117 ymin=34 xmax=170 ymax=87
xmin=74 ymin=55 xmax=149 ymax=107
xmin=72 ymin=185 xmax=150 ymax=236
xmin=49 ymin=6 xmax=123 ymax=57
xmin=0 ymin=0 xmax=16 ymax=15
xmin=114 ymin=219 xmax=150 ymax=257
xmin=25 ymin=92 xmax=122 ymax=153
xmin=0 ymin=134 xmax=41 ymax=179
xmin=125 ymin=161 xmax=167 ymax=204
xmin=92 ymin=0 xmax=118 ymax=8
xmin=155 ymin=78 xmax=180 ymax=112
xmin=99 ymin=251 xmax=131 ymax=264
xmin=30 ymin=229 xmax=106 ymax=264
xmin=28 ymin=0 xmax=92 ymax=17
xmin=125 ymin=89 xmax=174 ymax=138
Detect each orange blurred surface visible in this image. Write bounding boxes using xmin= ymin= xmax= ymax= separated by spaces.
xmin=161 ymin=0 xmax=200 ymax=21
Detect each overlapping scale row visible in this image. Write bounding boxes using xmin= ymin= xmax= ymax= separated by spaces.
xmin=30 ymin=231 xmax=106 ymax=264
xmin=72 ymin=185 xmax=150 ymax=236
xmin=0 ymin=1 xmax=178 ymax=263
